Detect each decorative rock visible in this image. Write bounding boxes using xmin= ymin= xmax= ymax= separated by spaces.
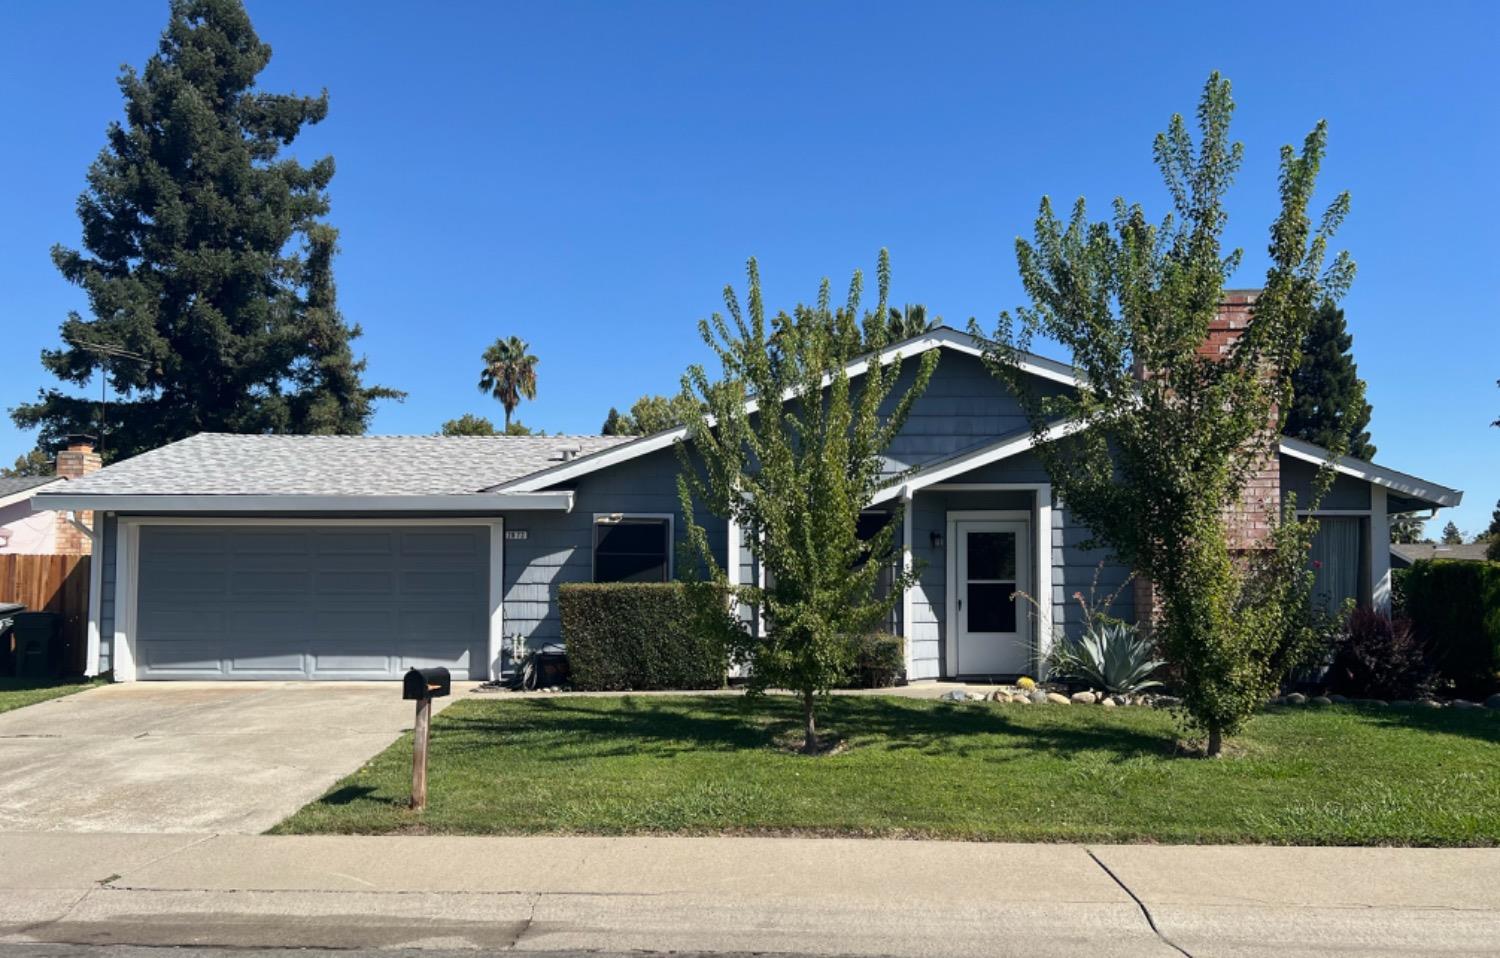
xmin=940 ymin=689 xmax=967 ymax=702
xmin=1030 ymin=689 xmax=1049 ymax=704
xmin=1328 ymin=694 xmax=1349 ymax=703
xmin=1154 ymin=695 xmax=1181 ymax=709
xmin=1045 ymin=692 xmax=1071 ymax=705
xmin=1310 ymin=696 xmax=1332 ymax=706
xmin=1418 ymin=698 xmax=1444 ymax=709
xmin=1100 ymin=697 xmax=1117 ymax=708
xmin=965 ymin=692 xmax=986 ymax=701
xmin=1011 ymin=693 xmax=1031 ymax=704
xmin=1486 ymin=693 xmax=1500 ymax=710
xmin=1070 ymin=691 xmax=1097 ymax=705
xmin=1108 ymin=695 xmax=1127 ymax=707
xmin=990 ymin=690 xmax=1008 ymax=702
xmin=1284 ymin=692 xmax=1307 ymax=705
xmin=1452 ymin=699 xmax=1479 ymax=710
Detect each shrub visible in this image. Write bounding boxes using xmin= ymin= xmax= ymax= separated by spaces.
xmin=1327 ymin=608 xmax=1432 ymax=700
xmin=1390 ymin=566 xmax=1410 ymax=619
xmin=559 ymin=583 xmax=727 ymax=691
xmin=843 ymin=633 xmax=904 ymax=688
xmin=1403 ymin=560 xmax=1500 ymax=698
xmin=1048 ymin=620 xmax=1164 ymax=695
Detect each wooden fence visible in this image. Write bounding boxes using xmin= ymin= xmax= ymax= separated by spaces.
xmin=1 ymin=554 xmax=91 ymax=676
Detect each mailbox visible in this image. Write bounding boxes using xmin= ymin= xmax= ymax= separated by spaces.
xmin=403 ymin=666 xmax=451 ymax=701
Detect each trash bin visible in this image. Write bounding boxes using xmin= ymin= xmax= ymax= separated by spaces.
xmin=0 ymin=602 xmax=25 ymax=677
xmin=12 ymin=611 xmax=60 ymax=679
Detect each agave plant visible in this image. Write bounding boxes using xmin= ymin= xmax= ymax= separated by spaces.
xmin=1049 ymin=620 xmax=1165 ymax=695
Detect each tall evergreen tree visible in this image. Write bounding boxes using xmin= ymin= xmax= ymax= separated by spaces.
xmin=1441 ymin=521 xmax=1464 ymax=545
xmin=1285 ymin=302 xmax=1374 ymax=460
xmin=11 ymin=0 xmax=398 ymax=460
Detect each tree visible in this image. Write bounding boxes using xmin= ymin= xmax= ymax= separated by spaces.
xmin=1390 ymin=513 xmax=1426 ymax=544
xmin=678 ymin=251 xmax=938 ymax=753
xmin=978 ymin=74 xmax=1354 ymax=756
xmin=439 ymin=414 xmax=498 ymax=436
xmin=1441 ymin=521 xmax=1464 ymax=545
xmin=1 ymin=449 xmax=53 ymax=478
xmin=11 ymin=0 xmax=398 ymax=461
xmin=478 ymin=336 xmax=538 ymax=429
xmin=600 ymin=394 xmax=696 ymax=435
xmin=504 ymin=420 xmax=539 ymax=436
xmin=1485 ymin=501 xmax=1500 ymax=561
xmin=1285 ymin=302 xmax=1375 ymax=460
xmin=882 ymin=304 xmax=939 ymax=342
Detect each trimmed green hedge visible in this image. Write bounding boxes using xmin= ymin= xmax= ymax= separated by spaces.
xmin=559 ymin=582 xmax=727 ymax=691
xmin=844 ymin=632 xmax=905 ymax=688
xmin=1404 ymin=559 xmax=1500 ymax=698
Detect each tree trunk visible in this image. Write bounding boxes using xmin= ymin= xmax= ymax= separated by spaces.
xmin=801 ymin=689 xmax=819 ymax=754
xmin=1206 ymin=726 xmax=1223 ymax=758
xmin=503 ymin=406 xmax=512 ymax=430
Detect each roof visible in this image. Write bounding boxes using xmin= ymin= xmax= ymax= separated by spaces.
xmin=37 ymin=433 xmax=633 ymax=498
xmin=0 ymin=475 xmax=63 ymax=500
xmin=1391 ymin=542 xmax=1492 ymax=564
xmin=1278 ymin=436 xmax=1462 ymax=508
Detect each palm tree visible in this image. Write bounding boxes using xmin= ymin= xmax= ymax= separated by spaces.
xmin=478 ymin=336 xmax=539 ymax=429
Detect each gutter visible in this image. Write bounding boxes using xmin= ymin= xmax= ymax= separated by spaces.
xmin=31 ymin=491 xmax=576 ymax=514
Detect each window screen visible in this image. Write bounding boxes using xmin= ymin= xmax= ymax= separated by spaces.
xmin=594 ymin=517 xmax=670 ymax=583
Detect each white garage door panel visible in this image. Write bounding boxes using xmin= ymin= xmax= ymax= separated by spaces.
xmin=134 ymin=525 xmax=489 ymax=680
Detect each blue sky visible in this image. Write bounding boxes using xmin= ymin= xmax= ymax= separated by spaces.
xmin=1 ymin=1 xmax=1495 ymax=534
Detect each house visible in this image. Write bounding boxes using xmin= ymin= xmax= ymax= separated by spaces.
xmin=0 ymin=437 xmax=103 ymax=555
xmin=1390 ymin=542 xmax=1491 ymax=568
xmin=34 ymin=320 xmax=1463 ymax=683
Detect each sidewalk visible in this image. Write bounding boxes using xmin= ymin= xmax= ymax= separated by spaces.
xmin=2 ymin=833 xmax=1497 ymax=957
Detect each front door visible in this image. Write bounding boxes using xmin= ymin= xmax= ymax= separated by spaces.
xmin=953 ymin=519 xmax=1030 ymax=676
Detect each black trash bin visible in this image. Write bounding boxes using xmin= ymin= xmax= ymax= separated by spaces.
xmin=0 ymin=602 xmax=25 ymax=678
xmin=12 ymin=612 xmax=61 ymax=679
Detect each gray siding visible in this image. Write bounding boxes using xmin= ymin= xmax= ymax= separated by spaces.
xmin=1282 ymin=456 xmax=1371 ymax=510
xmin=503 ymin=447 xmax=726 ymax=650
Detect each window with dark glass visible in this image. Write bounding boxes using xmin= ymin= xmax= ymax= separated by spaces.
xmin=593 ymin=516 xmax=671 ymax=583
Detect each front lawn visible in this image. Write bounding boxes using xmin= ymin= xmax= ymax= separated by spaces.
xmin=274 ymin=694 xmax=1500 ymax=845
xmin=0 ymin=677 xmax=100 ymax=715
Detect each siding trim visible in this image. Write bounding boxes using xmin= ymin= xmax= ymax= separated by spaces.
xmin=111 ymin=516 xmax=505 ymax=683
xmin=85 ymin=513 xmax=105 ymax=676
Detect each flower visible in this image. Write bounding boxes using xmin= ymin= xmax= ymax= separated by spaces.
xmin=1017 ymin=676 xmax=1036 ymax=690
xmin=1312 ymin=560 xmax=1323 ymax=569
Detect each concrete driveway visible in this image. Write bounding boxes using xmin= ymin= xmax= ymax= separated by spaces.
xmin=0 ymin=682 xmax=470 ymax=834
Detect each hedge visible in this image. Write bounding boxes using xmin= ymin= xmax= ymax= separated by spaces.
xmin=559 ymin=582 xmax=727 ymax=691
xmin=1403 ymin=559 xmax=1500 ymax=698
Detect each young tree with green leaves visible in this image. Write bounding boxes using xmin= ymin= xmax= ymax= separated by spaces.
xmin=678 ymin=251 xmax=938 ymax=753
xmin=600 ymin=393 xmax=696 ymax=435
xmin=478 ymin=336 xmax=539 ymax=429
xmin=12 ymin=0 xmax=398 ymax=461
xmin=1285 ymin=302 xmax=1375 ymax=459
xmin=979 ymin=74 xmax=1354 ymax=756
xmin=1441 ymin=521 xmax=1464 ymax=545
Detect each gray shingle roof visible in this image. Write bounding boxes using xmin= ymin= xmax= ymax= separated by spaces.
xmin=47 ymin=433 xmax=636 ymax=497
xmin=0 ymin=475 xmax=62 ymax=498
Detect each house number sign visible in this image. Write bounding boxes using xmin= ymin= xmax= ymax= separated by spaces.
xmin=505 ymin=530 xmax=529 ymax=540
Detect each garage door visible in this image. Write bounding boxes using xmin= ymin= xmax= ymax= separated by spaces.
xmin=134 ymin=524 xmax=490 ymax=680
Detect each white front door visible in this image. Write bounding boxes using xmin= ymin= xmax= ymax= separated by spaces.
xmin=953 ymin=519 xmax=1030 ymax=676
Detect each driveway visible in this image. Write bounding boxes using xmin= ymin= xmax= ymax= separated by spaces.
xmin=0 ymin=682 xmax=470 ymax=834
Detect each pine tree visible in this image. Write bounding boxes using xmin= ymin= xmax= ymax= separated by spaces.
xmin=0 ymin=449 xmax=54 ymax=479
xmin=1441 ymin=521 xmax=1464 ymax=545
xmin=11 ymin=0 xmax=398 ymax=460
xmin=1285 ymin=302 xmax=1375 ymax=460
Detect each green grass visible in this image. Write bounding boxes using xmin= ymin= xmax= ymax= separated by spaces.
xmin=0 ymin=677 xmax=100 ymax=715
xmin=274 ymin=694 xmax=1500 ymax=845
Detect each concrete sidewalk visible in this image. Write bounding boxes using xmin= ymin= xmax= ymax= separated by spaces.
xmin=2 ymin=834 xmax=1497 ymax=956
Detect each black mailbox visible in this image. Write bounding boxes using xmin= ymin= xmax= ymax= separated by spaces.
xmin=403 ymin=666 xmax=451 ymax=701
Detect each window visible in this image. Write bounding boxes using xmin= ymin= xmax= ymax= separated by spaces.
xmin=593 ymin=515 xmax=671 ymax=583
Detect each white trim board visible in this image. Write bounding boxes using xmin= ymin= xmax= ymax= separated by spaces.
xmin=109 ymin=516 xmax=506 ymax=683
xmin=0 ymin=478 xmax=64 ymax=511
xmin=942 ymin=509 xmax=1036 ymax=679
xmin=591 ymin=512 xmax=676 ymax=582
xmin=1279 ymin=436 xmax=1462 ymax=508
xmin=868 ymin=420 xmax=1082 ymax=506
xmin=35 ymin=492 xmax=573 ymax=514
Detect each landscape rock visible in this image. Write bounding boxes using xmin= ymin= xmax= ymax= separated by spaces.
xmin=1070 ymin=691 xmax=1097 ymax=705
xmin=965 ymin=692 xmax=986 ymax=701
xmin=1108 ymin=695 xmax=1127 ymax=707
xmin=1310 ymin=696 xmax=1332 ymax=706
xmin=990 ymin=690 xmax=1008 ymax=702
xmin=1011 ymin=693 xmax=1031 ymax=704
xmin=1100 ymin=697 xmax=1117 ymax=708
xmin=1284 ymin=692 xmax=1307 ymax=705
xmin=1030 ymin=689 xmax=1049 ymax=704
xmin=1153 ymin=695 xmax=1181 ymax=709
xmin=1328 ymin=694 xmax=1349 ymax=703
xmin=1486 ymin=693 xmax=1500 ymax=710
xmin=1045 ymin=692 xmax=1071 ymax=705
xmin=940 ymin=690 xmax=968 ymax=702
xmin=1418 ymin=699 xmax=1444 ymax=709
xmin=1452 ymin=699 xmax=1479 ymax=710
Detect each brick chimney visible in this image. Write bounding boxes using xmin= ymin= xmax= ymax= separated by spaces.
xmin=53 ymin=435 xmax=102 ymax=555
xmin=1134 ymin=291 xmax=1281 ymax=629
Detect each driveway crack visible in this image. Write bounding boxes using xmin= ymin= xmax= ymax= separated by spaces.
xmin=1087 ymin=849 xmax=1193 ymax=958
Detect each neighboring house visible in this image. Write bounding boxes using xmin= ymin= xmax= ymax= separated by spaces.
xmin=1390 ymin=542 xmax=1492 ymax=568
xmin=35 ymin=320 xmax=1463 ymax=683
xmin=0 ymin=437 xmax=103 ymax=555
